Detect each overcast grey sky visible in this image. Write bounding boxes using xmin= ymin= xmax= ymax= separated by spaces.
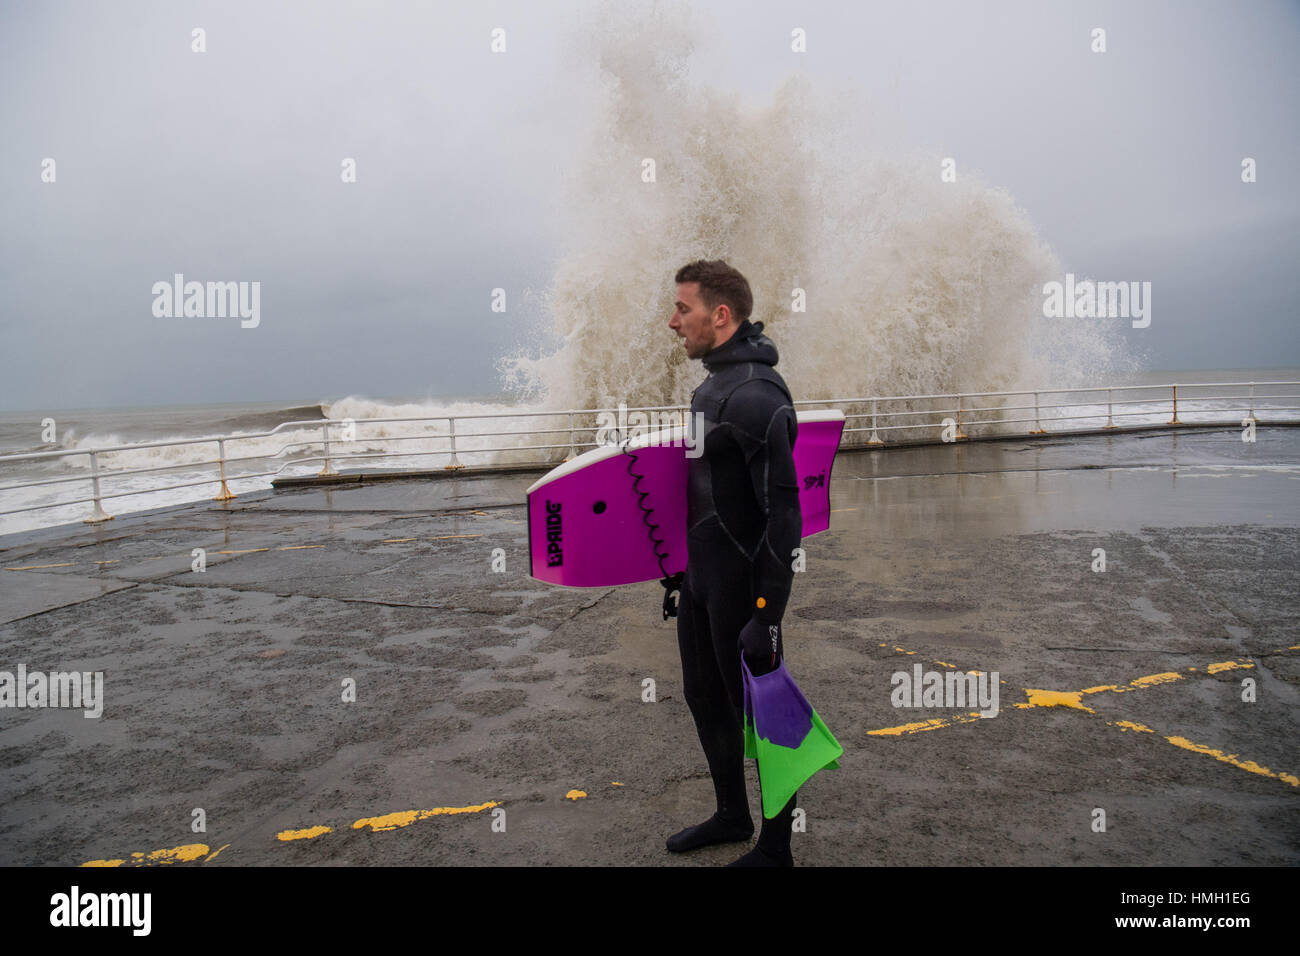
xmin=1 ymin=0 xmax=1296 ymax=411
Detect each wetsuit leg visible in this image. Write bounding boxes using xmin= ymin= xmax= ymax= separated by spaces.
xmin=674 ymin=518 xmax=800 ymax=858
xmin=674 ymin=559 xmax=750 ymax=837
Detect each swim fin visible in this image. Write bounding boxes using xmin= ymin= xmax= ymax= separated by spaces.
xmin=742 ymin=656 xmax=843 ymax=820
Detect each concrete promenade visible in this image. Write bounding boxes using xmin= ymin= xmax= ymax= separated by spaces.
xmin=0 ymin=427 xmax=1296 ymax=866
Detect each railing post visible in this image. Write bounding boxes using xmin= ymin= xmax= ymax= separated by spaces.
xmin=1169 ymin=384 xmax=1182 ymax=425
xmin=213 ymin=438 xmax=237 ymax=501
xmin=83 ymin=451 xmax=113 ymax=523
xmin=867 ymin=399 xmax=883 ymax=445
xmin=1104 ymin=388 xmax=1117 ymax=429
xmin=446 ymin=416 xmax=464 ymax=470
xmin=1248 ymin=382 xmax=1259 ymax=424
xmin=954 ymin=394 xmax=968 ymax=440
xmin=1029 ymin=391 xmax=1046 ymax=434
xmin=565 ymin=411 xmax=578 ymax=460
xmin=319 ymin=421 xmax=337 ymax=476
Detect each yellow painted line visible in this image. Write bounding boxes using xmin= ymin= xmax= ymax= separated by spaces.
xmin=1108 ymin=718 xmax=1297 ymax=788
xmin=1015 ymin=689 xmax=1093 ymax=712
xmin=276 ymin=545 xmax=325 ymax=551
xmin=565 ymin=790 xmax=587 ymax=800
xmin=1079 ymin=683 xmax=1120 ymax=694
xmin=432 ymin=534 xmax=482 ymax=540
xmin=830 ymin=508 xmax=858 ymax=513
xmin=1079 ymin=660 xmax=1253 ymax=700
xmin=1130 ymin=671 xmax=1183 ymax=688
xmin=611 ymin=782 xmax=624 ymax=787
xmin=93 ymin=560 xmax=118 ymax=565
xmin=1206 ymin=660 xmax=1253 ymax=675
xmin=131 ymin=844 xmax=210 ymax=864
xmin=1019 ymin=659 xmax=1255 ymax=711
xmin=869 ymin=648 xmax=1299 ymax=791
xmin=868 ymin=712 xmax=984 ymax=736
xmin=82 ymin=843 xmax=211 ymax=867
xmin=383 ymin=537 xmax=417 ymax=543
xmin=214 ymin=548 xmax=270 ymax=554
xmin=277 ymin=826 xmax=332 ymax=842
xmin=5 ymin=562 xmax=77 ymax=571
xmin=1113 ymin=720 xmax=1154 ymax=733
xmin=205 ymin=843 xmax=230 ymax=862
xmin=1165 ymin=736 xmax=1298 ymax=787
xmin=352 ymin=801 xmax=500 ymax=833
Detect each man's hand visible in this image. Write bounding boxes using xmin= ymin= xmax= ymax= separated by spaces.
xmin=738 ymin=616 xmax=781 ymax=673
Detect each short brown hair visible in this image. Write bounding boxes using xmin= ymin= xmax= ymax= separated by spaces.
xmin=675 ymin=259 xmax=752 ymax=323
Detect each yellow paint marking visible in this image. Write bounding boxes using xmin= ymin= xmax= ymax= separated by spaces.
xmin=1130 ymin=671 xmax=1183 ymax=688
xmin=1113 ymin=720 xmax=1154 ymax=733
xmin=1206 ymin=660 xmax=1253 ymax=674
xmin=830 ymin=508 xmax=858 ymax=512
xmin=565 ymin=790 xmax=587 ymax=800
xmin=868 ymin=713 xmax=984 ymax=736
xmin=432 ymin=534 xmax=482 ymax=540
xmin=276 ymin=545 xmax=325 ymax=551
xmin=82 ymin=843 xmax=216 ymax=867
xmin=1078 ymin=661 xmax=1253 ymax=700
xmin=93 ymin=560 xmax=118 ymax=565
xmin=205 ymin=843 xmax=230 ymax=861
xmin=1165 ymin=736 xmax=1298 ymax=788
xmin=214 ymin=548 xmax=270 ymax=554
xmin=1015 ymin=689 xmax=1094 ymax=712
xmin=1107 ymin=717 xmax=1296 ymax=788
xmin=277 ymin=826 xmax=332 ymax=842
xmin=611 ymin=782 xmax=623 ymax=787
xmin=384 ymin=537 xmax=417 ymax=543
xmin=144 ymin=844 xmax=210 ymax=863
xmin=867 ymin=649 xmax=1300 ymax=792
xmin=120 ymin=844 xmax=210 ymax=865
xmin=352 ymin=801 xmax=500 ymax=833
xmin=5 ymin=562 xmax=77 ymax=570
xmin=357 ymin=810 xmax=420 ymax=831
xmin=933 ymin=661 xmax=957 ymax=669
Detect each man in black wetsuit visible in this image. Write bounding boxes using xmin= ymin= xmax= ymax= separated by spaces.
xmin=666 ymin=259 xmax=802 ymax=867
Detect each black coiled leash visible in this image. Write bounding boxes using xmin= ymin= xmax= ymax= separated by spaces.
xmin=659 ymin=571 xmax=685 ymax=621
xmin=619 ymin=435 xmax=685 ymax=620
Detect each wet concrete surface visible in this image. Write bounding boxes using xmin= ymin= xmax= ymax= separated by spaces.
xmin=0 ymin=427 xmax=1296 ymax=866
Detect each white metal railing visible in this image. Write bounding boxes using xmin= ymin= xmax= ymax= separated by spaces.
xmin=1 ymin=381 xmax=1296 ymax=528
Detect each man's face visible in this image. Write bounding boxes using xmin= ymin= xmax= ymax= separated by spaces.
xmin=670 ymin=282 xmax=729 ymax=360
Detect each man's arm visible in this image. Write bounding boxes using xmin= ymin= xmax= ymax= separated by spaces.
xmin=730 ymin=380 xmax=802 ymax=626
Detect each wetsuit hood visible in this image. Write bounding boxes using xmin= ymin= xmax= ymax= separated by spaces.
xmin=702 ymin=319 xmax=779 ymax=370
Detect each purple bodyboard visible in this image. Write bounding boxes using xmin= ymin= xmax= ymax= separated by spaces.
xmin=527 ymin=410 xmax=844 ymax=588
